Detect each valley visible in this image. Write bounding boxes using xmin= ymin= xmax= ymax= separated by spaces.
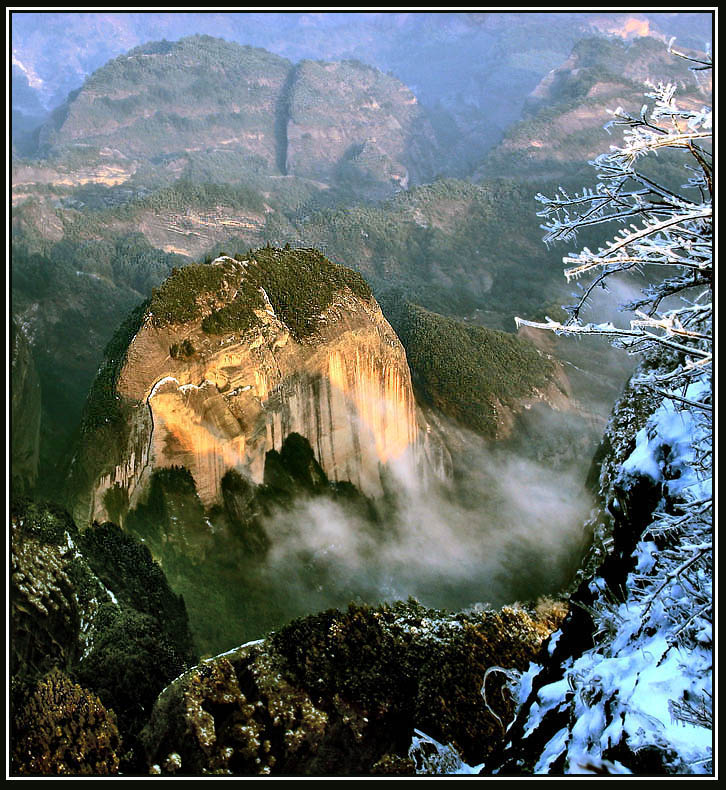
xmin=9 ymin=11 xmax=713 ymax=778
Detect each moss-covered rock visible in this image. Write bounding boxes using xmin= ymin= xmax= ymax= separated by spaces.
xmin=10 ymin=499 xmax=198 ymax=773
xmin=141 ymin=599 xmax=564 ymax=775
xmin=149 ymin=247 xmax=372 ymax=340
xmin=11 ymin=668 xmax=122 ymax=776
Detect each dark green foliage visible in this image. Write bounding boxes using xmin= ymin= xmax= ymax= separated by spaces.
xmin=135 ymin=180 xmax=266 ymax=215
xmin=78 ymin=521 xmax=195 ymax=660
xmin=10 ymin=496 xmax=79 ymax=546
xmin=148 ymin=464 xmax=199 ymax=496
xmin=102 ymin=484 xmax=129 ymax=526
xmin=124 ymin=466 xmax=206 ymax=554
xmin=74 ymin=519 xmax=197 ymax=767
xmin=10 ymin=499 xmax=197 ymax=772
xmin=200 ymin=275 xmax=264 ymax=334
xmin=246 ymin=247 xmax=372 ymax=339
xmin=151 ymin=247 xmax=372 ymax=339
xmin=123 ymin=438 xmax=380 ymax=655
xmin=11 ymin=668 xmax=122 ymax=775
xmin=220 ymin=469 xmax=270 ymax=556
xmin=203 ymin=246 xmax=373 ymax=339
xmin=73 ymin=603 xmax=189 ymax=755
xmin=269 ymin=178 xmax=561 ymax=319
xmin=264 ymin=432 xmax=329 ymax=494
xmin=384 ymin=298 xmax=555 ymax=437
xmin=80 ymin=299 xmax=149 ymax=435
xmin=149 ymin=260 xmax=232 ymax=326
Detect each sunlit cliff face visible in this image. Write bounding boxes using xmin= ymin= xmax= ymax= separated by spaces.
xmin=328 ymin=348 xmax=417 ymax=465
xmin=87 ymin=285 xmax=425 ymax=522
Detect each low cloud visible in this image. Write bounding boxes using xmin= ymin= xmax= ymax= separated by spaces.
xmin=257 ymin=427 xmax=595 ymax=617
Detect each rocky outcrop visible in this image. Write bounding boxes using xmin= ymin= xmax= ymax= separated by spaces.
xmin=141 ymin=599 xmax=565 ymax=776
xmin=12 ymin=668 xmax=122 ymax=776
xmin=481 ymin=36 xmax=711 ymax=180
xmin=10 ymin=499 xmax=197 ymax=773
xmin=71 ymin=249 xmax=438 ymax=527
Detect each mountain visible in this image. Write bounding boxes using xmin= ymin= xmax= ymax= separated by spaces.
xmin=11 ymin=63 xmax=49 ymax=154
xmin=284 ymin=58 xmax=439 ymax=190
xmin=9 ymin=13 xmax=713 ymax=777
xmin=68 ymin=248 xmax=429 ymax=527
xmin=12 ymin=176 xmax=566 ymax=320
xmin=10 ymin=175 xmax=574 ymax=505
xmin=479 ymin=36 xmax=711 ymax=183
xmin=39 ymin=37 xmax=291 ymax=168
xmin=32 ymin=36 xmax=442 ymax=200
xmin=62 ymin=247 xmax=582 ymax=655
xmin=12 ymin=13 xmax=713 ymax=172
xmin=268 ymin=178 xmax=568 ymax=320
xmin=380 ymin=297 xmax=567 ymax=440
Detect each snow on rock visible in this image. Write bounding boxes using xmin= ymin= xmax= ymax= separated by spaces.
xmin=494 ymin=370 xmax=712 ymax=775
xmin=408 ymin=729 xmax=484 ymax=775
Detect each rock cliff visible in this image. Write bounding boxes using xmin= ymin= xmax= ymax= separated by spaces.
xmin=70 ymin=248 xmax=434 ymax=526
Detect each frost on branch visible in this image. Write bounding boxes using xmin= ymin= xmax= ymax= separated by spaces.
xmin=517 ymin=77 xmax=712 ymax=408
xmin=510 ymin=60 xmax=712 ymax=774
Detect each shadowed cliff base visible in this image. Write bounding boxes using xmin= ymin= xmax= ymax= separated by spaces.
xmin=118 ymin=430 xmax=592 ymax=656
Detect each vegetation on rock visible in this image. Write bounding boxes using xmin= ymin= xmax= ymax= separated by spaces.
xmin=141 ymin=598 xmax=565 ymax=775
xmin=12 ymin=668 xmax=122 ymax=776
xmin=383 ymin=296 xmax=556 ymax=437
xmin=124 ymin=435 xmax=380 ymax=655
xmin=149 ymin=247 xmax=372 ymax=339
xmin=10 ymin=499 xmax=198 ymax=774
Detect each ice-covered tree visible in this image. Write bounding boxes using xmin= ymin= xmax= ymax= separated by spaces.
xmin=510 ymin=48 xmax=713 ymax=774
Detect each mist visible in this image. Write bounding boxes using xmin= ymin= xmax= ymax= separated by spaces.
xmin=255 ymin=426 xmax=595 ymax=621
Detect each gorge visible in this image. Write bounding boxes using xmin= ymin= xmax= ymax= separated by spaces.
xmin=10 ymin=11 xmax=713 ymax=778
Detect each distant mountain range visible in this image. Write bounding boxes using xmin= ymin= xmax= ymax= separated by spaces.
xmin=11 ymin=11 xmax=712 ymax=167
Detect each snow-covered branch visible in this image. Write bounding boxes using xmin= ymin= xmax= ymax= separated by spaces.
xmin=509 ymin=67 xmax=713 ymax=774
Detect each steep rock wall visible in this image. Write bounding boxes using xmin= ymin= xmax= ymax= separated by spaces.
xmin=77 ymin=256 xmax=432 ymax=525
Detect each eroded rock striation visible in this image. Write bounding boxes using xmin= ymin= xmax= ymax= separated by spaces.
xmin=70 ymin=248 xmax=439 ymax=527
